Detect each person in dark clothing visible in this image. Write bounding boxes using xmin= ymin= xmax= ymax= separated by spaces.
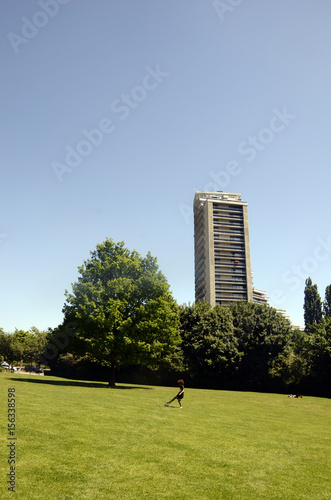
xmin=165 ymin=379 xmax=184 ymax=408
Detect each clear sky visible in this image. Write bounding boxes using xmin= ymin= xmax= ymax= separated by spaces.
xmin=1 ymin=0 xmax=331 ymax=332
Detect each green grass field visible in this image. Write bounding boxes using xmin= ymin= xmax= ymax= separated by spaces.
xmin=1 ymin=372 xmax=330 ymax=499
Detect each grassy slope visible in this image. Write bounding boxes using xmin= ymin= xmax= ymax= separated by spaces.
xmin=0 ymin=373 xmax=330 ymax=500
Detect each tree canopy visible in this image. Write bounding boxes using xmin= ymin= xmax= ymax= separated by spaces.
xmin=0 ymin=327 xmax=48 ymax=366
xmin=323 ymin=284 xmax=331 ymax=318
xmin=229 ymin=301 xmax=292 ymax=390
xmin=179 ymin=301 xmax=295 ymax=392
xmin=62 ymin=238 xmax=180 ymax=386
xmin=180 ymin=301 xmax=240 ymax=387
xmin=302 ymin=317 xmax=331 ymax=388
xmin=303 ymin=277 xmax=322 ymax=332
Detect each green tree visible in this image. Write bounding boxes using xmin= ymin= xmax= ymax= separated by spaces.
xmin=0 ymin=328 xmax=6 ymax=363
xmin=180 ymin=302 xmax=240 ymax=387
xmin=230 ymin=302 xmax=292 ymax=390
xmin=303 ymin=277 xmax=323 ymax=332
xmin=268 ymin=328 xmax=309 ymax=389
xmin=0 ymin=331 xmax=23 ymax=366
xmin=323 ymin=284 xmax=331 ymax=318
xmin=13 ymin=329 xmax=38 ymax=363
xmin=298 ymin=317 xmax=331 ymax=397
xmin=11 ymin=328 xmax=48 ymax=364
xmin=62 ymin=238 xmax=180 ymax=386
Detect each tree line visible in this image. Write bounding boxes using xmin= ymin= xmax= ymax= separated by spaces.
xmin=178 ymin=290 xmax=330 ymax=397
xmin=0 ymin=327 xmax=48 ymax=368
xmin=1 ymin=239 xmax=330 ymax=397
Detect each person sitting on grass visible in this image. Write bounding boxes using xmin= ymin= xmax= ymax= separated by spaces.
xmin=165 ymin=379 xmax=184 ymax=408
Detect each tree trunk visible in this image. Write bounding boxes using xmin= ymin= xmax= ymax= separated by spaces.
xmin=108 ymin=361 xmax=116 ymax=387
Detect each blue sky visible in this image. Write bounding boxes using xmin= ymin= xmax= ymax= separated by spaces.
xmin=1 ymin=0 xmax=331 ymax=332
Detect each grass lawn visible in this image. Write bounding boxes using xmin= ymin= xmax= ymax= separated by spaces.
xmin=0 ymin=372 xmax=330 ymax=499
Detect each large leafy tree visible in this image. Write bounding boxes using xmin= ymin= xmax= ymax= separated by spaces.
xmin=62 ymin=238 xmax=180 ymax=386
xmin=230 ymin=302 xmax=292 ymax=390
xmin=323 ymin=284 xmax=331 ymax=318
xmin=0 ymin=330 xmax=23 ymax=365
xmin=13 ymin=329 xmax=40 ymax=363
xmin=303 ymin=277 xmax=322 ymax=332
xmin=301 ymin=317 xmax=331 ymax=397
xmin=180 ymin=301 xmax=240 ymax=387
xmin=268 ymin=328 xmax=309 ymax=390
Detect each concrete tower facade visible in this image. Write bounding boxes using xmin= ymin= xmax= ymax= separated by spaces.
xmin=194 ymin=191 xmax=253 ymax=307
